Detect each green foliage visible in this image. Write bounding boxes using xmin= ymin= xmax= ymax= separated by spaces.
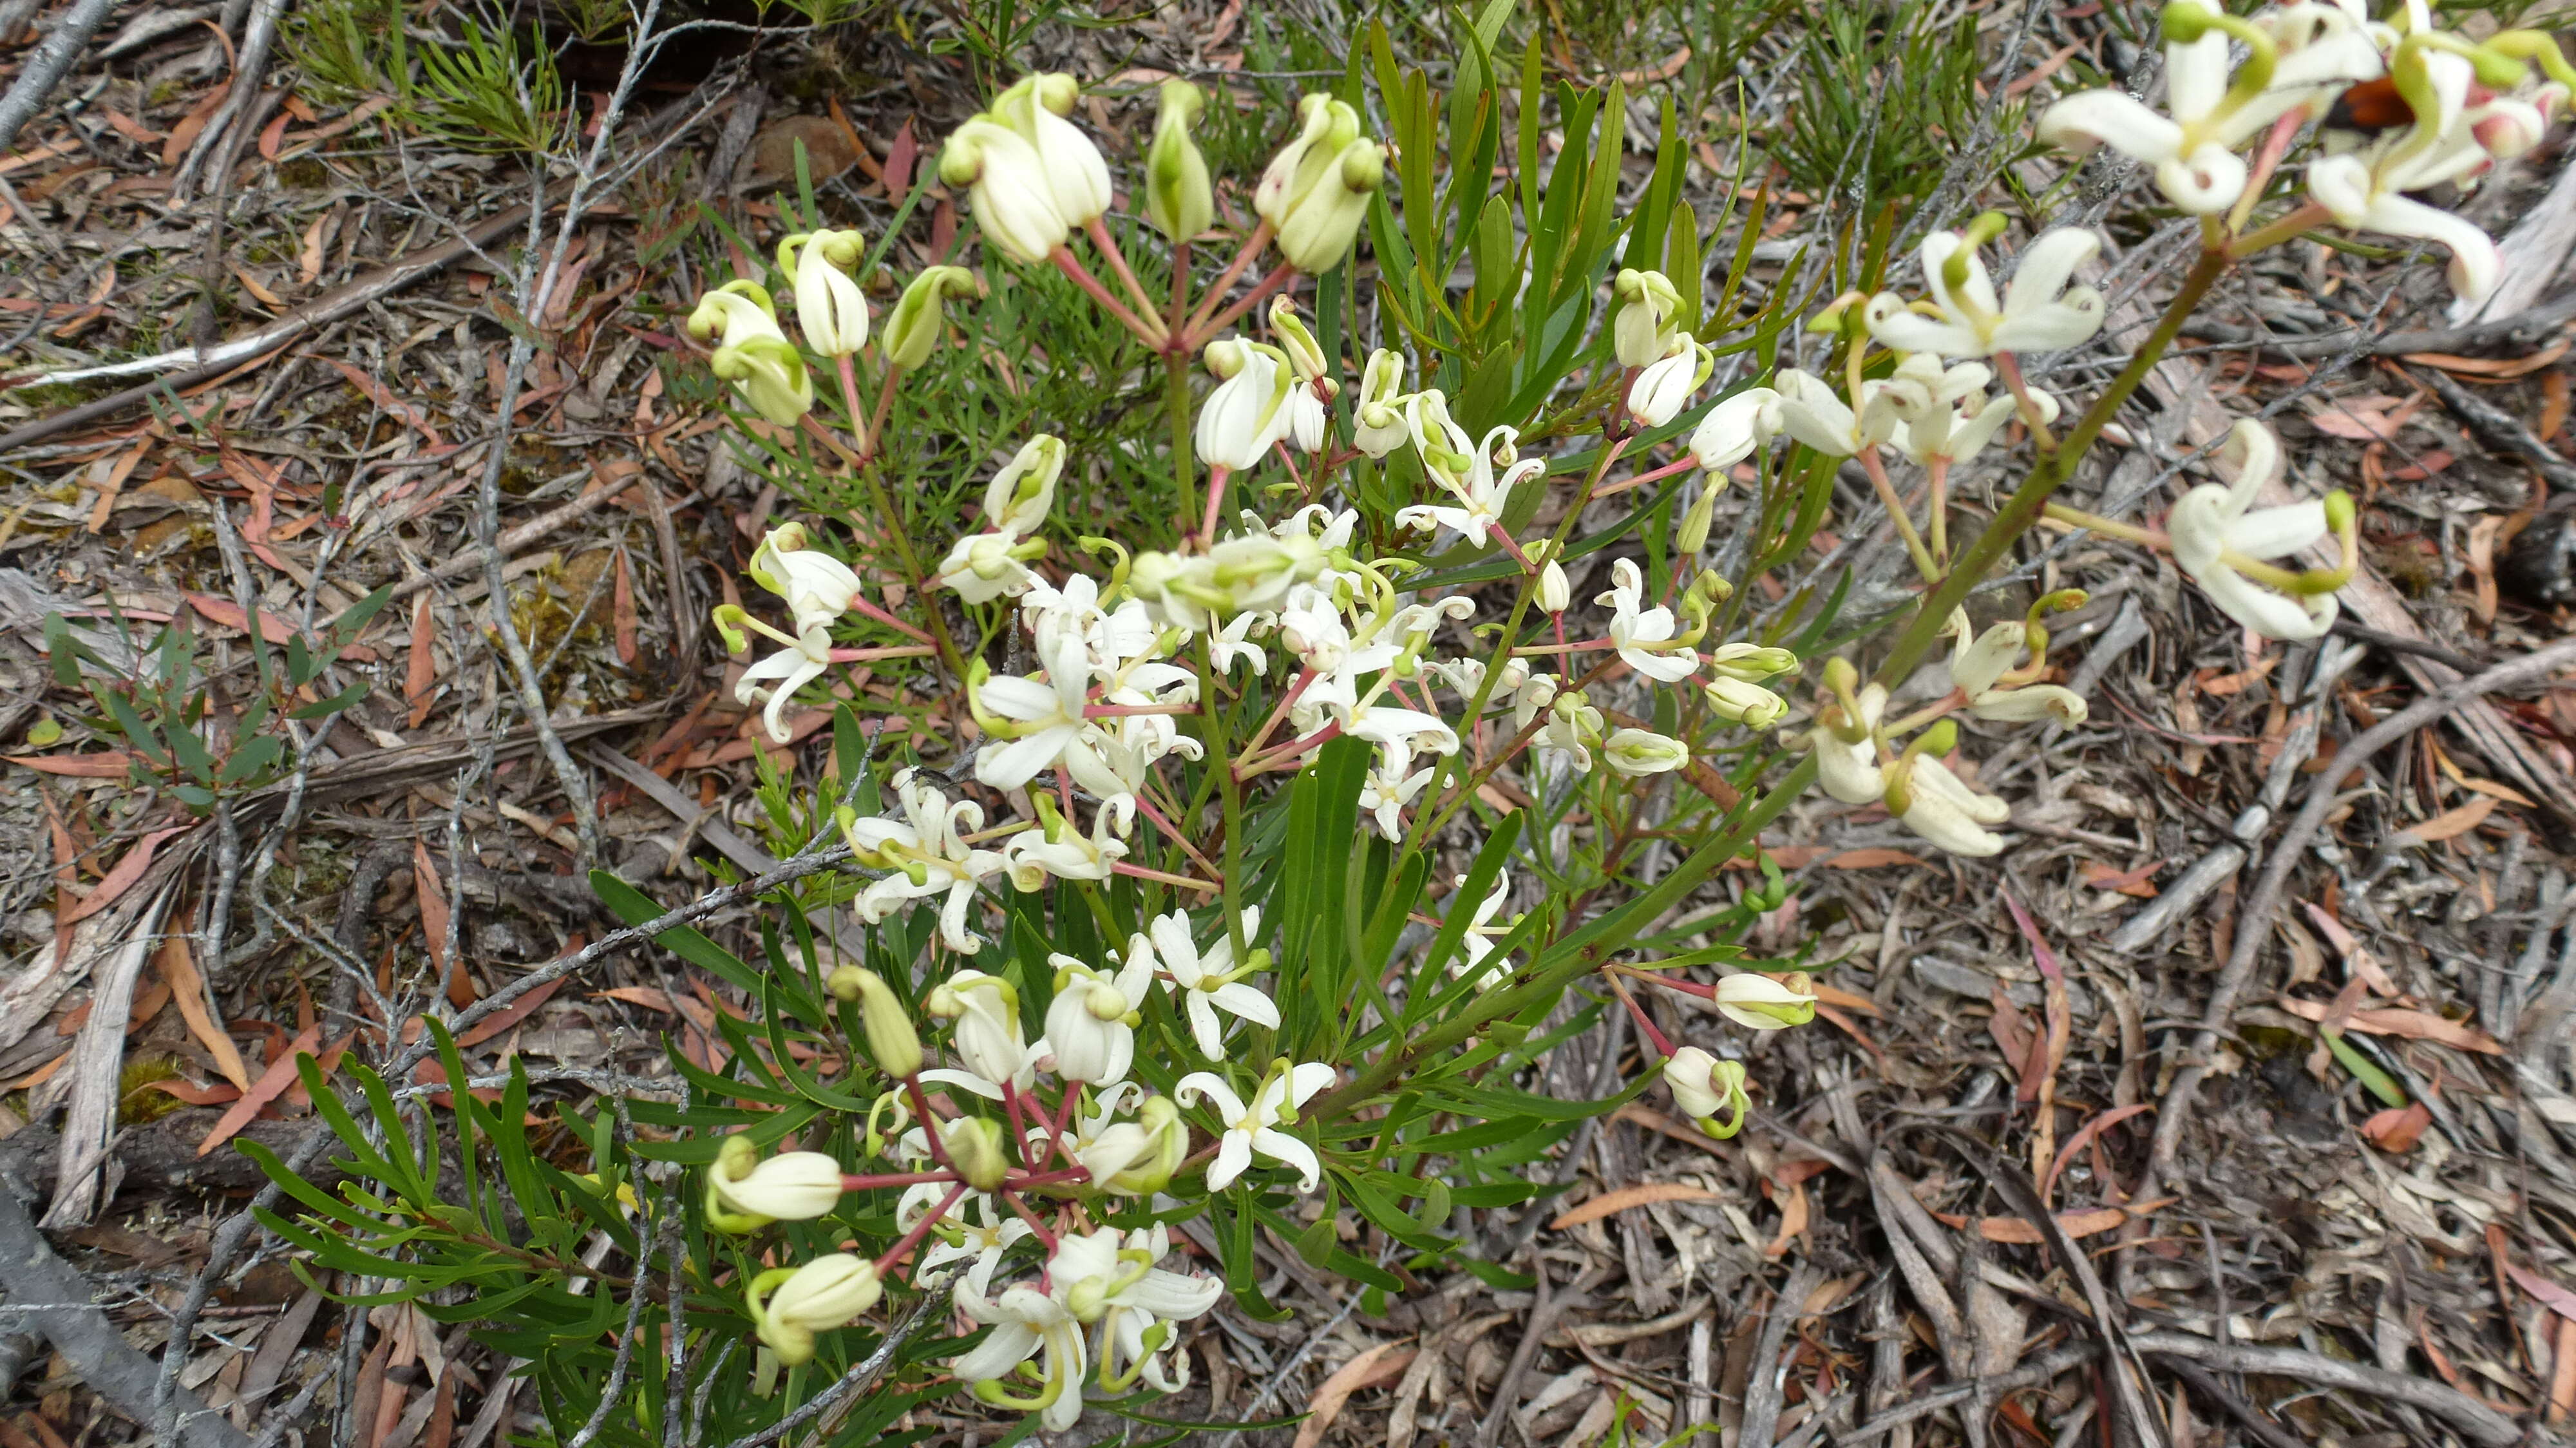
xmin=1769 ymin=0 xmax=1998 ymax=223
xmin=43 ymin=586 xmax=390 ymax=812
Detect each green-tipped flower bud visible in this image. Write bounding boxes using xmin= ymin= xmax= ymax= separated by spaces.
xmin=882 ymin=265 xmax=984 ymax=370
xmin=1255 ymin=95 xmax=1385 ymax=273
xmin=1145 ymin=79 xmax=1213 ymax=244
xmin=710 ymin=335 xmax=815 ymax=425
xmin=1678 ymin=484 xmax=1718 ymax=555
xmin=1613 ymin=268 xmax=1684 ymax=367
xmin=945 ymin=1116 xmax=1010 ymax=1192
xmin=1269 ymin=296 xmax=1332 ymax=388
xmin=844 ymin=967 xmax=923 ymax=1079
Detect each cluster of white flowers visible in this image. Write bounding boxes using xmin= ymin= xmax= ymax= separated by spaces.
xmin=2038 ymin=0 xmax=2571 ymax=302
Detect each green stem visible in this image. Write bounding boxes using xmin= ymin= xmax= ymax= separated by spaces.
xmin=1868 ymin=245 xmax=2230 ymax=692
xmin=1203 ymin=634 xmax=1247 ymax=966
xmin=1167 ymin=354 xmax=1198 ymax=548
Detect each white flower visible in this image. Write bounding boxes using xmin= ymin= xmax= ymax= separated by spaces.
xmin=1283 ymin=386 xmax=1329 ymax=453
xmin=752 ymin=1254 xmax=882 ymax=1366
xmin=1396 ymin=405 xmax=1546 ymax=549
xmin=1625 ymin=339 xmax=1712 ymax=428
xmin=2308 ymin=53 xmax=2505 ymax=301
xmin=1663 ymin=1047 xmax=1730 ymax=1116
xmin=1450 ymin=870 xmax=1519 ymax=987
xmin=1197 ymin=339 xmax=1296 ymax=471
xmin=1150 ymin=909 xmax=1279 ymax=1059
xmin=937 ymin=118 xmax=1070 ymax=265
xmin=686 ymin=284 xmax=786 ymax=352
xmin=1095 ymin=1225 xmax=1222 ymax=1391
xmin=1039 ymin=944 xmax=1154 ymax=1085
xmin=710 ymin=1150 xmax=846 ymax=1221
xmin=972 ymin=634 xmax=1127 ymax=798
xmin=842 ymin=771 xmax=1005 ymax=952
xmin=980 ymin=433 xmax=1065 ymax=537
xmin=1175 ymin=1061 xmax=1337 ymax=1192
xmin=1359 ymin=752 xmax=1435 ymax=839
xmin=1806 ymin=681 xmax=1887 ymax=805
xmin=1704 ymin=676 xmax=1788 ymax=730
xmin=951 ymin=1281 xmax=1088 ymax=1431
xmin=1772 ymin=369 xmax=1913 ymax=458
xmin=730 ymin=621 xmax=834 ymax=745
xmin=1208 ymin=611 xmax=1271 ymax=676
xmin=1884 ymin=356 xmax=2039 ymax=468
xmin=1712 ymin=974 xmax=1817 ymax=1029
xmin=1352 ymin=348 xmax=1412 ymax=457
xmin=1597 ymin=559 xmax=1698 ymax=683
xmin=1001 ymin=795 xmax=1131 ymax=891
xmin=748 ymin=524 xmax=863 ymax=634
xmin=903 ymin=1190 xmax=1027 ymax=1296
xmin=990 ymin=73 xmax=1112 ymax=229
xmin=934 ymin=532 xmax=1041 ymax=603
xmin=1892 ymin=753 xmax=2011 ymax=857
xmin=1866 ymin=227 xmax=2104 ymax=360
xmin=2167 ymin=419 xmax=2340 ymax=640
xmin=925 ymin=970 xmax=1030 ymax=1090
xmin=1613 ymin=268 xmax=1683 ymax=367
xmin=1048 ymin=1226 xmax=1224 ymax=1327
xmin=2036 ymin=0 xmax=2382 ymax=214
xmin=1969 ymin=684 xmax=2088 ymax=723
xmin=785 ymin=229 xmax=869 ymax=356
xmin=1603 ymin=727 xmax=1689 ymax=777
xmin=1690 ymin=387 xmax=1783 ymax=474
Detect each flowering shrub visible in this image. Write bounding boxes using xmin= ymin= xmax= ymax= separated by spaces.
xmin=261 ymin=5 xmax=2572 ymax=1441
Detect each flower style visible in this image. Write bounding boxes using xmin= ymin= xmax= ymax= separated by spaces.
xmin=781 ymin=228 xmax=869 ymax=357
xmin=1690 ymin=386 xmax=1784 ymax=475
xmin=1092 ymin=1226 xmax=1223 ymax=1392
xmin=722 ymin=614 xmax=833 ymax=746
xmin=842 ymin=770 xmax=1005 ymax=952
xmin=1597 ymin=560 xmax=1699 ymax=683
xmin=1255 ymin=95 xmax=1387 ymax=272
xmin=1149 ymin=908 xmax=1280 ymax=1059
xmin=2167 ymin=419 xmax=2347 ymax=640
xmin=748 ymin=1254 xmax=882 ymax=1366
xmin=1946 ymin=609 xmax=2087 ymax=723
xmin=1864 ymin=224 xmax=2105 ymax=360
xmin=1197 ymin=338 xmax=1297 ymax=471
xmin=952 ymin=1281 xmax=1090 ymax=1431
xmin=1175 ymin=1060 xmax=1338 ymax=1192
xmin=1396 ymin=403 xmax=1546 ymax=549
xmin=2036 ymin=0 xmax=2383 ymax=214
xmin=1626 ymin=339 xmax=1714 ymax=428
xmin=1041 ymin=944 xmax=1155 ymax=1085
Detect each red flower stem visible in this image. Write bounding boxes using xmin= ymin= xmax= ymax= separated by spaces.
xmin=873 ymin=1183 xmax=968 ymax=1280
xmin=828 ymin=644 xmax=939 ymax=662
xmin=903 ymin=1079 xmax=961 ymax=1169
xmin=1592 ymin=455 xmax=1698 ymax=500
xmin=1182 ymin=222 xmax=1274 ymax=339
xmin=1001 ymin=1190 xmax=1060 ymax=1252
xmin=1198 ymin=464 xmax=1231 ymax=546
xmin=1605 ymin=972 xmax=1678 ymax=1058
xmin=839 ymin=1170 xmax=963 ymax=1190
xmin=1086 ymin=216 xmax=1162 ymax=324
xmin=1187 ymin=263 xmax=1298 ymax=350
xmin=1052 ymin=247 xmax=1166 ymax=346
xmin=1240 ymin=668 xmax=1318 ymax=758
xmin=1127 ymin=794 xmax=1226 ymax=879
xmin=1114 ymin=861 xmax=1223 ymax=894
xmin=844 ymin=594 xmax=935 ymax=643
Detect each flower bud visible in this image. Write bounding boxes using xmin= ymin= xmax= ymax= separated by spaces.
xmin=1197 ymin=339 xmax=1296 ymax=471
xmin=882 ymin=266 xmax=984 ymax=370
xmin=710 ymin=335 xmax=815 ymax=426
xmin=983 ymin=434 xmax=1065 ymax=537
xmin=1704 ymin=676 xmax=1788 ymax=730
xmin=842 ymin=967 xmax=923 ymax=1080
xmin=990 ymin=73 xmax=1111 ymax=229
xmin=1269 ymin=297 xmax=1332 ymax=386
xmin=686 ymin=281 xmax=781 ymax=348
xmin=1662 ymin=1048 xmax=1750 ymax=1139
xmin=752 ymin=1255 xmax=882 ymax=1367
xmin=1626 ymin=340 xmax=1712 ymax=429
xmin=1111 ymin=1095 xmax=1188 ymax=1196
xmin=939 ymin=118 xmax=1068 ymax=264
xmin=1713 ymin=973 xmax=1816 ymax=1031
xmin=1352 ymin=348 xmax=1410 ymax=458
xmin=1613 ymin=268 xmax=1683 ymax=367
xmin=1603 ymin=727 xmax=1689 ymax=777
xmin=784 ymin=229 xmax=869 ymax=357
xmin=1678 ymin=485 xmax=1718 ymax=555
xmin=944 ymin=1116 xmax=1010 ymax=1192
xmin=1536 ymin=560 xmax=1570 ymax=614
xmin=1706 ymin=643 xmax=1796 ymax=682
xmin=711 ymin=1148 xmax=848 ymax=1221
xmin=1255 ymin=95 xmax=1385 ymax=273
xmin=1145 ymin=79 xmax=1215 ymax=243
